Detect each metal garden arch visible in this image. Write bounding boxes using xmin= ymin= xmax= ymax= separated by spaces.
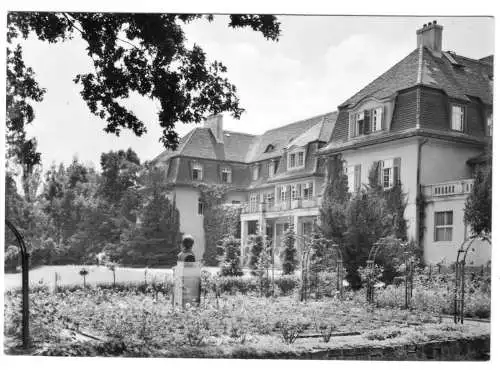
xmin=5 ymin=220 xmax=30 ymax=349
xmin=454 ymin=233 xmax=491 ymax=324
xmin=298 ymin=234 xmax=344 ymax=302
xmin=365 ymin=238 xmax=415 ymax=308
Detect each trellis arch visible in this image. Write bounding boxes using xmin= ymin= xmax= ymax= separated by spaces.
xmin=454 ymin=233 xmax=491 ymax=324
xmin=5 ymin=220 xmax=30 ymax=349
xmin=365 ymin=237 xmax=415 ymax=308
xmin=298 ymin=234 xmax=344 ymax=302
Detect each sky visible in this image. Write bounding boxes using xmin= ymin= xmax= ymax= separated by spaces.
xmin=15 ymin=15 xmax=495 ymax=171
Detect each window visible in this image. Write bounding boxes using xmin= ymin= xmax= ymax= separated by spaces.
xmin=303 ymin=182 xmax=314 ymax=200
xmin=221 ymin=167 xmax=232 ymax=183
xmin=350 ymin=107 xmax=384 ymax=138
xmin=355 ymin=112 xmax=365 ymax=137
xmin=288 ymin=150 xmax=305 ymax=170
xmin=252 ymin=166 xmax=259 ymax=181
xmin=451 ymin=105 xmax=465 ymax=132
xmin=231 ymin=200 xmax=241 ymax=205
xmin=371 ymin=107 xmax=383 ymax=132
xmin=268 ymin=161 xmax=276 ymax=178
xmin=198 ymin=199 xmax=204 ymax=215
xmin=487 ymin=112 xmax=493 ymax=137
xmin=265 ymin=192 xmax=275 ymax=206
xmin=291 ymin=184 xmax=299 ymax=200
xmin=280 ymin=186 xmax=287 ymax=201
xmin=249 ymin=193 xmax=258 ymax=207
xmin=192 ymin=162 xmax=203 ymax=180
xmin=382 ymin=159 xmax=394 ymax=189
xmin=435 ymin=211 xmax=453 ymax=241
xmin=265 ymin=144 xmax=275 ymax=153
xmin=298 ymin=152 xmax=304 ymax=167
xmin=345 ymin=165 xmax=355 ymax=192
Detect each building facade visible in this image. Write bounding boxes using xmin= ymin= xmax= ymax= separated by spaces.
xmin=153 ymin=21 xmax=492 ymax=266
xmin=319 ymin=21 xmax=492 ymax=265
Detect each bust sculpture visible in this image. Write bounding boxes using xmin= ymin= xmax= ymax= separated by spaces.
xmin=177 ymin=235 xmax=196 ymax=262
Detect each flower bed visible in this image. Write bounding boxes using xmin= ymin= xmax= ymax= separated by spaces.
xmin=356 ymin=270 xmax=491 ymax=319
xmin=3 ymin=286 xmax=490 ymax=357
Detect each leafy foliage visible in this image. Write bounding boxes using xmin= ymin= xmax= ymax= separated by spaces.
xmin=464 ymin=165 xmax=492 ymax=236
xmin=247 ymin=233 xmax=265 ymax=274
xmin=280 ymin=226 xmax=298 ymax=275
xmin=219 ymin=235 xmax=243 ymax=277
xmin=319 ymin=159 xmax=410 ymax=289
xmin=196 ymin=184 xmax=241 ymax=266
xmin=7 ymin=12 xmax=281 ymax=155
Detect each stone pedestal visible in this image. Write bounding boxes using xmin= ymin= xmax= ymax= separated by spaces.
xmin=173 ymin=262 xmax=201 ymax=307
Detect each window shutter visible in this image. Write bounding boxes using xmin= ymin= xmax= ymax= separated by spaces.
xmin=377 ymin=106 xmax=385 ymax=130
xmin=217 ymin=163 xmax=221 ymax=182
xmin=287 ymin=185 xmax=291 ymax=200
xmin=189 ymin=161 xmax=193 ymax=179
xmin=354 ymin=164 xmax=361 ymax=191
xmin=349 ymin=113 xmax=355 ymax=138
xmin=378 ymin=160 xmax=383 ymax=186
xmin=297 ymin=183 xmax=302 ymax=199
xmin=363 ymin=110 xmax=371 ymax=134
xmin=393 ymin=157 xmax=401 ymax=186
xmin=228 ymin=169 xmax=232 ymax=183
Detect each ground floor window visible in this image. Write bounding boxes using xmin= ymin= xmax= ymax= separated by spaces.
xmin=434 ymin=211 xmax=453 ymax=241
xmin=198 ymin=198 xmax=204 ymax=215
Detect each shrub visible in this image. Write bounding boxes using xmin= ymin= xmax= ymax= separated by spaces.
xmin=219 ymin=236 xmax=243 ymax=277
xmin=275 ymin=275 xmax=300 ymax=296
xmin=281 ymin=227 xmax=298 ymax=275
xmin=247 ymin=234 xmax=265 ymax=274
xmin=365 ymin=326 xmax=403 ymax=341
xmin=276 ymin=318 xmax=305 ymax=345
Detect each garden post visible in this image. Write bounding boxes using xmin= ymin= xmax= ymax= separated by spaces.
xmin=5 ymin=220 xmax=30 ymax=350
xmin=22 ymin=250 xmax=30 ymax=349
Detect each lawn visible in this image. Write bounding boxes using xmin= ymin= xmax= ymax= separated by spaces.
xmin=4 ymin=285 xmax=490 ymax=357
xmin=4 ymin=265 xmax=227 ymax=291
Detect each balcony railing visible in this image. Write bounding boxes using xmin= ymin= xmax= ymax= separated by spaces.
xmin=241 ymin=196 xmax=322 ymax=214
xmin=422 ymin=178 xmax=474 ymax=198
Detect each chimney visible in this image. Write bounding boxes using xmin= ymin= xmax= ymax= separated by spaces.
xmin=204 ymin=113 xmax=224 ymax=143
xmin=416 ymin=20 xmax=443 ymax=55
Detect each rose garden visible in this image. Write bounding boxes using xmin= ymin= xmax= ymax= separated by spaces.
xmin=4 ymin=157 xmax=492 ymax=359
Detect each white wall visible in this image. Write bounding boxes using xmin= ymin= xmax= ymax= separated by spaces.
xmin=341 ymin=137 xmax=420 ymax=240
xmin=423 ymin=197 xmax=491 ymax=266
xmin=174 ymin=187 xmax=205 ymax=260
xmin=420 ymin=138 xmax=481 ymax=184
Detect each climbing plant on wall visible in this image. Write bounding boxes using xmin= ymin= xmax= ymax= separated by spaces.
xmin=196 ymin=183 xmax=241 ymax=266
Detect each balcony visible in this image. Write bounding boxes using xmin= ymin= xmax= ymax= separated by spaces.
xmin=241 ymin=196 xmax=322 ymax=214
xmin=422 ymin=179 xmax=474 ymax=199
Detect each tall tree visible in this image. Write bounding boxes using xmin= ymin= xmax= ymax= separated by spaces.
xmin=464 ymin=164 xmax=492 ymax=236
xmin=6 ymin=12 xmax=281 ymax=163
xmin=99 ymin=148 xmax=141 ymax=204
xmin=319 ymin=155 xmax=349 ymax=247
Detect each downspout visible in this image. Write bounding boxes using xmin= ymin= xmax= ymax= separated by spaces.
xmin=416 ymin=137 xmax=429 ymax=258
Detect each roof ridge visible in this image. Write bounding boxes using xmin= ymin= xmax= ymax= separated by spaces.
xmin=448 ymin=51 xmax=493 ymax=66
xmin=340 ymin=48 xmax=421 ymax=107
xmin=262 ymin=111 xmax=336 ymax=135
xmin=223 ymin=130 xmax=256 ymax=137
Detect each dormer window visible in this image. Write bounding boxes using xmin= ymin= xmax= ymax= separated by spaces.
xmin=486 ymin=112 xmax=493 ymax=137
xmin=221 ymin=167 xmax=232 ymax=183
xmin=268 ymin=160 xmax=277 ymax=177
xmin=350 ymin=107 xmax=384 ymax=138
xmin=192 ymin=162 xmax=203 ymax=180
xmin=451 ymin=104 xmax=465 ymax=132
xmin=252 ymin=165 xmax=259 ymax=181
xmin=265 ymin=144 xmax=275 ymax=153
xmin=288 ymin=149 xmax=305 ymax=170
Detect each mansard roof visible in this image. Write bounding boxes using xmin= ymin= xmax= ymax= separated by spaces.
xmin=152 ymin=111 xmax=337 ymax=165
xmin=340 ymin=46 xmax=493 ymax=108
